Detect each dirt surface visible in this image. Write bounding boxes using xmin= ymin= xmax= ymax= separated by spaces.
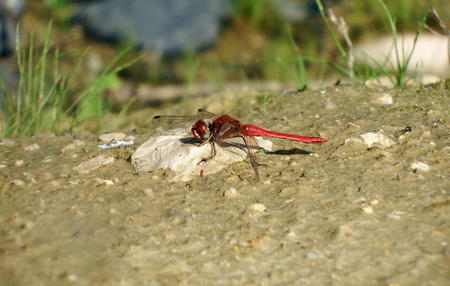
xmin=1 ymin=82 xmax=449 ymax=285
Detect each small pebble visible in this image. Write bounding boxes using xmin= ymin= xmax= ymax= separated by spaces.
xmin=14 ymin=160 xmax=24 ymax=166
xmin=371 ymin=93 xmax=393 ymax=105
xmin=60 ymin=141 xmax=84 ymax=153
xmin=11 ymin=179 xmax=25 ymax=186
xmin=362 ymin=206 xmax=374 ymax=214
xmin=0 ymin=164 xmax=6 ymax=168
xmin=61 ymin=143 xmax=77 ymax=153
xmin=325 ymin=100 xmax=336 ymax=109
xmin=286 ymin=230 xmax=296 ymax=238
xmin=249 ymin=203 xmax=266 ymax=212
xmin=387 ymin=213 xmax=401 ymax=220
xmin=73 ymin=156 xmax=115 ymax=173
xmin=223 ymin=188 xmax=239 ymax=197
xmin=67 ymin=274 xmax=77 ymax=282
xmin=24 ymin=143 xmax=40 ymax=151
xmin=95 ymin=178 xmax=114 ymax=186
xmin=370 ymin=200 xmax=379 ymax=206
xmin=42 ymin=157 xmax=52 ymax=163
xmin=98 ymin=132 xmax=126 ymax=143
xmin=307 ymin=252 xmax=318 ymax=259
xmin=410 ymin=161 xmax=430 ymax=172
xmin=74 ymin=140 xmax=85 ymax=146
xmin=143 ymin=188 xmax=154 ymax=196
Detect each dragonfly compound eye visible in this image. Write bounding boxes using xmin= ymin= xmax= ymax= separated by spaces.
xmin=192 ymin=120 xmax=209 ymax=141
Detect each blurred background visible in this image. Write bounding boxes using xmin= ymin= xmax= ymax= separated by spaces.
xmin=0 ymin=0 xmax=449 ymax=136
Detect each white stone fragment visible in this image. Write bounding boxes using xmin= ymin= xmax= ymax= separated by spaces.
xmin=67 ymin=274 xmax=78 ymax=282
xmin=360 ymin=132 xmax=395 ymax=148
xmin=286 ymin=230 xmax=296 ymax=238
xmin=14 ymin=160 xmax=24 ymax=166
xmin=98 ymin=132 xmax=127 ymax=143
xmin=61 ymin=140 xmax=84 ymax=153
xmin=11 ymin=179 xmax=25 ymax=186
xmin=223 ymin=188 xmax=239 ymax=197
xmin=74 ymin=140 xmax=85 ymax=146
xmin=131 ymin=127 xmax=273 ymax=182
xmin=387 ymin=213 xmax=401 ymax=220
xmin=73 ymin=156 xmax=115 ymax=173
xmin=325 ymin=100 xmax=336 ymax=109
xmin=95 ymin=178 xmax=114 ymax=186
xmin=362 ymin=206 xmax=374 ymax=214
xmin=307 ymin=252 xmax=318 ymax=259
xmin=24 ymin=143 xmax=40 ymax=151
xmin=410 ymin=161 xmax=430 ymax=172
xmin=61 ymin=143 xmax=78 ymax=153
xmin=371 ymin=93 xmax=393 ymax=105
xmin=249 ymin=203 xmax=266 ymax=212
xmin=143 ymin=188 xmax=154 ymax=196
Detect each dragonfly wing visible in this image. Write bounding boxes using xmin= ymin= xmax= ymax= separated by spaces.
xmin=154 ymin=110 xmax=217 ymax=122
xmin=197 ymin=109 xmax=217 ymax=118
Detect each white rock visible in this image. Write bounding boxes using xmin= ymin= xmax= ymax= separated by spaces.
xmin=14 ymin=160 xmax=24 ymax=166
xmin=325 ymin=100 xmax=336 ymax=109
xmin=371 ymin=93 xmax=393 ymax=105
xmin=24 ymin=143 xmax=40 ymax=151
xmin=0 ymin=164 xmax=6 ymax=168
xmin=73 ymin=156 xmax=115 ymax=173
xmin=307 ymin=252 xmax=318 ymax=259
xmin=360 ymin=132 xmax=395 ymax=148
xmin=410 ymin=161 xmax=430 ymax=172
xmin=98 ymin=132 xmax=127 ymax=143
xmin=286 ymin=230 xmax=296 ymax=238
xmin=223 ymin=188 xmax=239 ymax=197
xmin=387 ymin=213 xmax=401 ymax=220
xmin=95 ymin=178 xmax=114 ymax=186
xmin=361 ymin=206 xmax=374 ymax=214
xmin=61 ymin=140 xmax=85 ymax=153
xmin=61 ymin=143 xmax=77 ymax=153
xmin=74 ymin=140 xmax=85 ymax=146
xmin=143 ymin=188 xmax=154 ymax=196
xmin=11 ymin=179 xmax=25 ymax=186
xmin=131 ymin=127 xmax=273 ymax=182
xmin=249 ymin=203 xmax=266 ymax=212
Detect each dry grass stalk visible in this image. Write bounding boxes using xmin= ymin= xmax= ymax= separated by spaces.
xmin=327 ymin=8 xmax=354 ymax=81
xmin=425 ymin=7 xmax=450 ymax=63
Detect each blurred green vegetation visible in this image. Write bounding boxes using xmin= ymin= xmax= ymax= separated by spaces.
xmin=0 ymin=0 xmax=448 ymax=137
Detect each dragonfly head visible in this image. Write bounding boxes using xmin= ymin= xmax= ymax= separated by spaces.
xmin=191 ymin=119 xmax=211 ymax=142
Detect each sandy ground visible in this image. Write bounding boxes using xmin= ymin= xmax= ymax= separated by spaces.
xmin=0 ymin=82 xmax=449 ymax=285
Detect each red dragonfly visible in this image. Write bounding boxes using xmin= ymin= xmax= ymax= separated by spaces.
xmin=154 ymin=109 xmax=327 ymax=180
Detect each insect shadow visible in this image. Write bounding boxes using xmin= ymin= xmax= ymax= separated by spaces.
xmin=178 ymin=137 xmax=312 ymax=155
xmin=265 ymin=148 xmax=313 ymax=156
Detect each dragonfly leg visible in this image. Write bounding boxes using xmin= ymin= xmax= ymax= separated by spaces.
xmin=240 ymin=135 xmax=260 ymax=181
xmin=197 ymin=140 xmax=217 ymax=165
